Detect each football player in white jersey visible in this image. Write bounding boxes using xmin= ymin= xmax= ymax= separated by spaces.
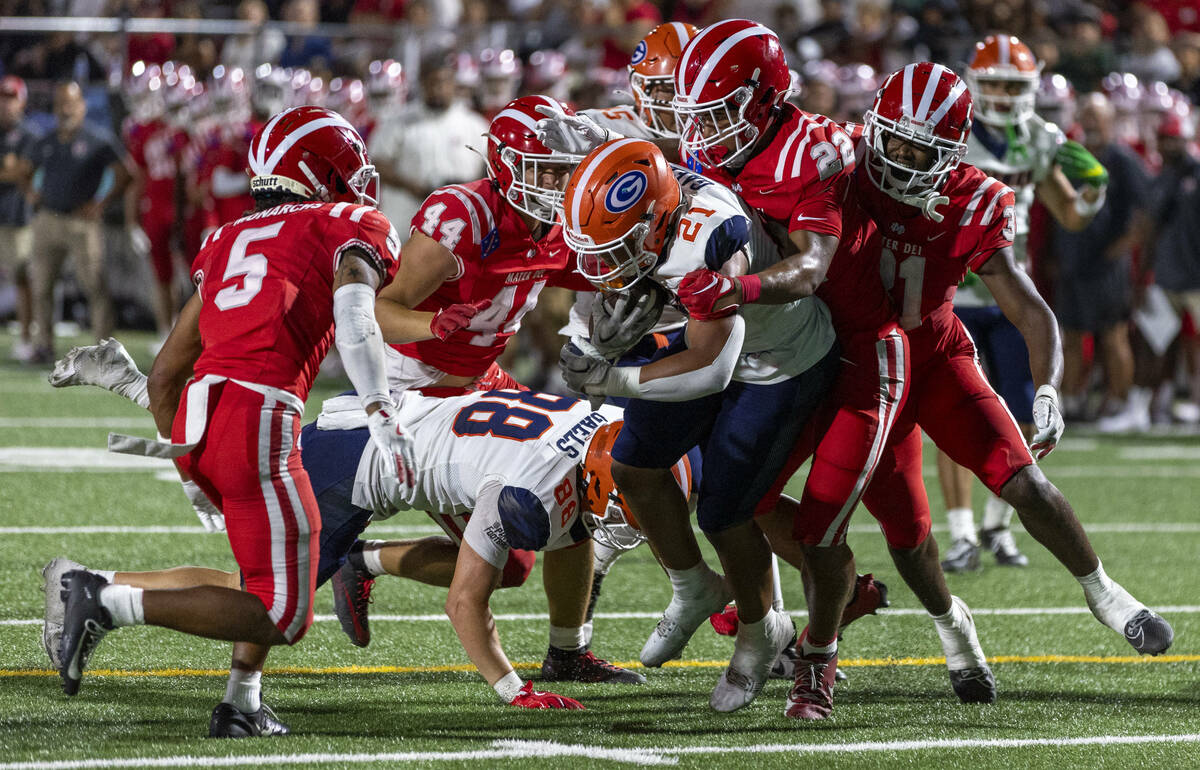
xmin=938 ymin=35 xmax=1109 ymax=572
xmin=43 ymin=344 xmax=658 ymax=720
xmin=558 ymin=138 xmax=840 ymax=712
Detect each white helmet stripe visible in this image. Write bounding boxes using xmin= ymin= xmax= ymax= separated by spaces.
xmin=494 ymin=107 xmax=540 ymax=133
xmin=687 ymin=24 xmax=776 ymax=102
xmin=262 ymin=115 xmax=357 ymax=175
xmin=901 ymin=63 xmax=916 ymax=118
xmin=675 ymin=21 xmax=728 ymax=95
xmin=668 ymin=22 xmax=690 ymax=49
xmin=998 ymin=35 xmax=1010 ymax=66
xmin=914 ymin=63 xmax=947 ymax=121
xmin=251 ymin=111 xmax=287 ymax=173
xmin=567 ymin=137 xmax=641 ymax=230
xmin=926 ymin=77 xmax=968 ymax=127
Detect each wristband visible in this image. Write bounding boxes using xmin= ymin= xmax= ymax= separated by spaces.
xmin=492 ymin=670 xmax=523 ymax=704
xmin=738 ymin=274 xmax=762 ymax=304
xmin=1073 ymin=185 xmax=1106 ymax=218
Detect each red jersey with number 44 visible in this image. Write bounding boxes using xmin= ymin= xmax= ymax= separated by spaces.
xmin=399 ymin=179 xmax=581 ymax=377
xmin=190 ymin=201 xmax=401 ymax=399
xmin=854 ymin=163 xmax=1015 ymax=332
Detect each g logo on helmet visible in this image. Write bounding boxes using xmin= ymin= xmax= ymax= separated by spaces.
xmin=630 ymin=40 xmax=647 ymax=66
xmin=604 ymin=170 xmax=647 ymax=214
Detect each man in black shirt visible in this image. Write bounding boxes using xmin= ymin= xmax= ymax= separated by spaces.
xmin=0 ymin=75 xmax=37 ymax=361
xmin=26 ymin=81 xmax=136 ymax=363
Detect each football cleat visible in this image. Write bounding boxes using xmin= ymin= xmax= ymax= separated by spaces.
xmin=541 ymin=646 xmax=646 ymax=684
xmin=950 ymin=666 xmax=997 ymax=704
xmin=709 ymin=603 xmax=739 ymax=637
xmin=641 ymin=571 xmax=732 ymax=667
xmin=841 ymin=573 xmax=889 ymax=629
xmin=941 ymin=538 xmax=981 ymax=573
xmin=784 ymin=648 xmax=838 ymax=720
xmin=42 ymin=557 xmax=90 ymax=669
xmin=710 ymin=610 xmax=795 ymax=712
xmin=1124 ymin=609 xmax=1174 ymax=656
xmin=48 ymin=338 xmax=140 ymax=390
xmin=330 ymin=557 xmax=375 ymax=648
xmin=769 ymin=639 xmax=799 ymax=679
xmin=57 ymin=570 xmax=114 ymax=696
xmin=934 ymin=596 xmax=996 ymax=704
xmin=208 ymin=702 xmax=291 ymax=738
xmin=979 ymin=527 xmax=1028 ymax=567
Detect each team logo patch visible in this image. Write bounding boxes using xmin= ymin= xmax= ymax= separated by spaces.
xmin=631 ymin=40 xmax=647 ymax=65
xmin=604 ymin=170 xmax=647 ymax=214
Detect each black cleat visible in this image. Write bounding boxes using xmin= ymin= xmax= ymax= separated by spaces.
xmin=542 ymin=646 xmax=646 ymax=684
xmin=208 ymin=702 xmax=291 ymax=738
xmin=1124 ymin=609 xmax=1174 ymax=656
xmin=57 ymin=570 xmax=113 ymax=696
xmin=979 ymin=527 xmax=1028 ymax=567
xmin=941 ymin=538 xmax=981 ymax=573
xmin=330 ymin=556 xmax=375 ymax=648
xmin=949 ymin=666 xmax=997 ymax=704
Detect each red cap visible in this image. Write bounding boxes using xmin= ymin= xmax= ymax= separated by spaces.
xmin=0 ymin=75 xmax=26 ymax=101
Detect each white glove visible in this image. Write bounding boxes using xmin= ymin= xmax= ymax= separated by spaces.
xmin=534 ymin=105 xmax=617 ymax=155
xmin=367 ymin=404 xmax=417 ymax=487
xmin=590 ymin=284 xmax=665 ymax=359
xmin=182 ymin=479 xmax=225 ymax=533
xmin=129 ymin=225 xmax=150 ymax=258
xmin=1030 ymin=384 xmax=1065 ymax=459
xmin=559 ymin=336 xmax=614 ymax=395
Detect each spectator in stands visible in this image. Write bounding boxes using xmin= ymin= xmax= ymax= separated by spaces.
xmin=1174 ymin=32 xmax=1200 ymax=104
xmin=0 ymin=75 xmax=38 ymax=362
xmin=1139 ymin=112 xmax=1200 ymax=424
xmin=1051 ymin=91 xmax=1152 ymax=429
xmin=368 ymin=55 xmax=487 ymax=239
xmin=170 ymin=0 xmax=220 ymax=78
xmin=220 ymin=0 xmax=285 ymax=72
xmin=279 ymin=0 xmax=334 ymax=72
xmin=1121 ymin=8 xmax=1181 ymax=84
xmin=25 ymin=81 xmax=136 ymax=364
xmin=796 ymin=0 xmax=851 ymax=62
xmin=1055 ymin=4 xmax=1117 ymax=93
xmin=12 ymin=31 xmax=105 ymax=82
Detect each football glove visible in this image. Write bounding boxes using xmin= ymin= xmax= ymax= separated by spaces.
xmin=430 ymin=299 xmax=491 ymax=342
xmin=182 ymin=479 xmax=225 ymax=533
xmin=366 ymin=405 xmax=418 ymax=487
xmin=1055 ymin=140 xmax=1109 ymax=187
xmin=508 ymin=680 xmax=585 ymax=710
xmin=590 ymin=284 xmax=665 ymax=359
xmin=559 ymin=337 xmax=613 ymax=395
xmin=534 ymin=106 xmax=615 ymax=155
xmin=676 ymin=269 xmax=742 ymax=320
xmin=1030 ymin=384 xmax=1065 ymax=460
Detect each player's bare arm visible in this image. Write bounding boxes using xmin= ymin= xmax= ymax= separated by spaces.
xmin=147 ymin=291 xmax=203 ymax=437
xmin=374 ymin=231 xmax=460 ymax=343
xmin=976 ymin=245 xmax=1063 ymax=390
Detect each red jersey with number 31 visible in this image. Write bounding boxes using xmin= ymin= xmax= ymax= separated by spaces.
xmin=190 ymin=201 xmax=401 ymax=400
xmin=854 ymin=162 xmax=1015 ymax=332
xmin=398 ymin=179 xmax=585 ymax=377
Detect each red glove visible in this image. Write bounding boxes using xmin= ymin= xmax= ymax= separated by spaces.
xmin=430 ymin=299 xmax=491 ymax=341
xmin=676 ymin=269 xmax=760 ymax=321
xmin=508 ymin=680 xmax=585 ymax=710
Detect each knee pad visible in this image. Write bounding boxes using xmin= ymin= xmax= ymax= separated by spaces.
xmin=500 ymin=548 xmax=536 ymax=588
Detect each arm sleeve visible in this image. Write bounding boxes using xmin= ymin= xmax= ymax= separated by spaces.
xmin=602 ymin=314 xmax=745 ymax=401
xmin=462 ymin=479 xmax=511 ymax=569
xmin=333 ymin=282 xmax=391 ymax=409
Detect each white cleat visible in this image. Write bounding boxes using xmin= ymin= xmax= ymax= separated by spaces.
xmin=934 ymin=596 xmax=996 ymax=704
xmin=710 ymin=609 xmax=795 ymax=712
xmin=641 ymin=571 xmax=731 ymax=668
xmin=48 ymin=338 xmax=140 ymax=391
xmin=42 ymin=557 xmax=89 ymax=668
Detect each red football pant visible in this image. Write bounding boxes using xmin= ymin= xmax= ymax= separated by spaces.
xmin=141 ymin=207 xmax=176 ymax=284
xmin=758 ymin=326 xmax=908 ymax=547
xmin=862 ymin=316 xmax=1034 ymax=549
xmin=174 ymin=380 xmax=320 ymax=644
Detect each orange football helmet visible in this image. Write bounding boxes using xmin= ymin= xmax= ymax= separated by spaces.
xmin=579 ymin=420 xmax=693 ymax=551
xmin=965 ymin=34 xmax=1042 ymax=127
xmin=629 ymin=22 xmax=699 ymax=138
xmin=562 ymin=138 xmax=682 ymax=292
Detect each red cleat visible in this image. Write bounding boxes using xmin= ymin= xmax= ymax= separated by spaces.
xmin=784 ymin=648 xmax=838 ymax=720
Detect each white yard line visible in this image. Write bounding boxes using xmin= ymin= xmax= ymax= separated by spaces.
xmin=0 ymin=418 xmax=155 ymax=429
xmin=1 ymin=734 xmax=1198 ymax=769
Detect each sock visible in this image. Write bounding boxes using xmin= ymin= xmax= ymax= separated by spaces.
xmin=1076 ymin=560 xmax=1141 ymax=632
xmin=946 ymin=507 xmax=977 ymax=543
xmin=548 ymin=624 xmax=587 ymax=652
xmin=801 ymin=633 xmax=837 ymax=657
xmin=222 ymin=668 xmax=262 ymax=713
xmin=353 ymin=540 xmax=388 ymax=577
xmin=592 ymin=541 xmax=624 ymax=575
xmin=981 ymin=494 xmax=1014 ymax=530
xmin=665 ymin=560 xmax=720 ymax=603
xmin=98 ymin=584 xmax=144 ymax=627
xmin=770 ymin=554 xmax=785 ymax=612
xmin=931 ymin=597 xmax=983 ymax=669
xmin=92 ymin=569 xmax=116 ymax=582
xmin=581 ymin=620 xmax=594 ymax=649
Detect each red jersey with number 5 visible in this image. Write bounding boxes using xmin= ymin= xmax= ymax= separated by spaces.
xmin=854 ymin=162 xmax=1015 ymax=332
xmin=398 ymin=179 xmax=583 ymax=377
xmin=190 ymin=201 xmax=401 ymax=399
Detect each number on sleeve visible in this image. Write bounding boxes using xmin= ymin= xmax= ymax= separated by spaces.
xmin=1001 ymin=205 xmax=1015 ymax=242
xmin=213 ymin=222 xmax=283 ymax=311
xmin=419 ymin=201 xmax=467 ymax=250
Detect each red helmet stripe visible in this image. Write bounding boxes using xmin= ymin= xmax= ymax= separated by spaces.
xmin=687 ymin=24 xmax=775 ymax=102
xmin=927 ymin=76 xmax=969 ymax=126
xmin=567 ymin=137 xmax=641 ymax=229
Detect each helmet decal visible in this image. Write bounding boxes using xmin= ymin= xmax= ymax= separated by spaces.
xmin=604 ymin=170 xmax=648 ymax=214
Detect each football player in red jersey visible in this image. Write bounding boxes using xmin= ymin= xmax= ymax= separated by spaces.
xmin=687 ymin=62 xmax=1175 ymax=718
xmin=55 ymin=107 xmax=419 ymax=737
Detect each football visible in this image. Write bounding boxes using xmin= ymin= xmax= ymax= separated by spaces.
xmin=589 ymin=280 xmax=668 ymax=359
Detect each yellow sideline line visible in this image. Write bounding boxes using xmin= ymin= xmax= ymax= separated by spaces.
xmin=3 ymin=653 xmax=1197 ymax=678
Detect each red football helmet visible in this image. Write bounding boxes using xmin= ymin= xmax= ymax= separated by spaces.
xmin=247 ymin=105 xmax=378 ymax=206
xmin=864 ymin=62 xmax=972 ymax=210
xmin=628 ymin=22 xmax=699 ymax=138
xmin=486 ymin=95 xmax=579 ymax=224
xmin=672 ymin=19 xmax=791 ymax=168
